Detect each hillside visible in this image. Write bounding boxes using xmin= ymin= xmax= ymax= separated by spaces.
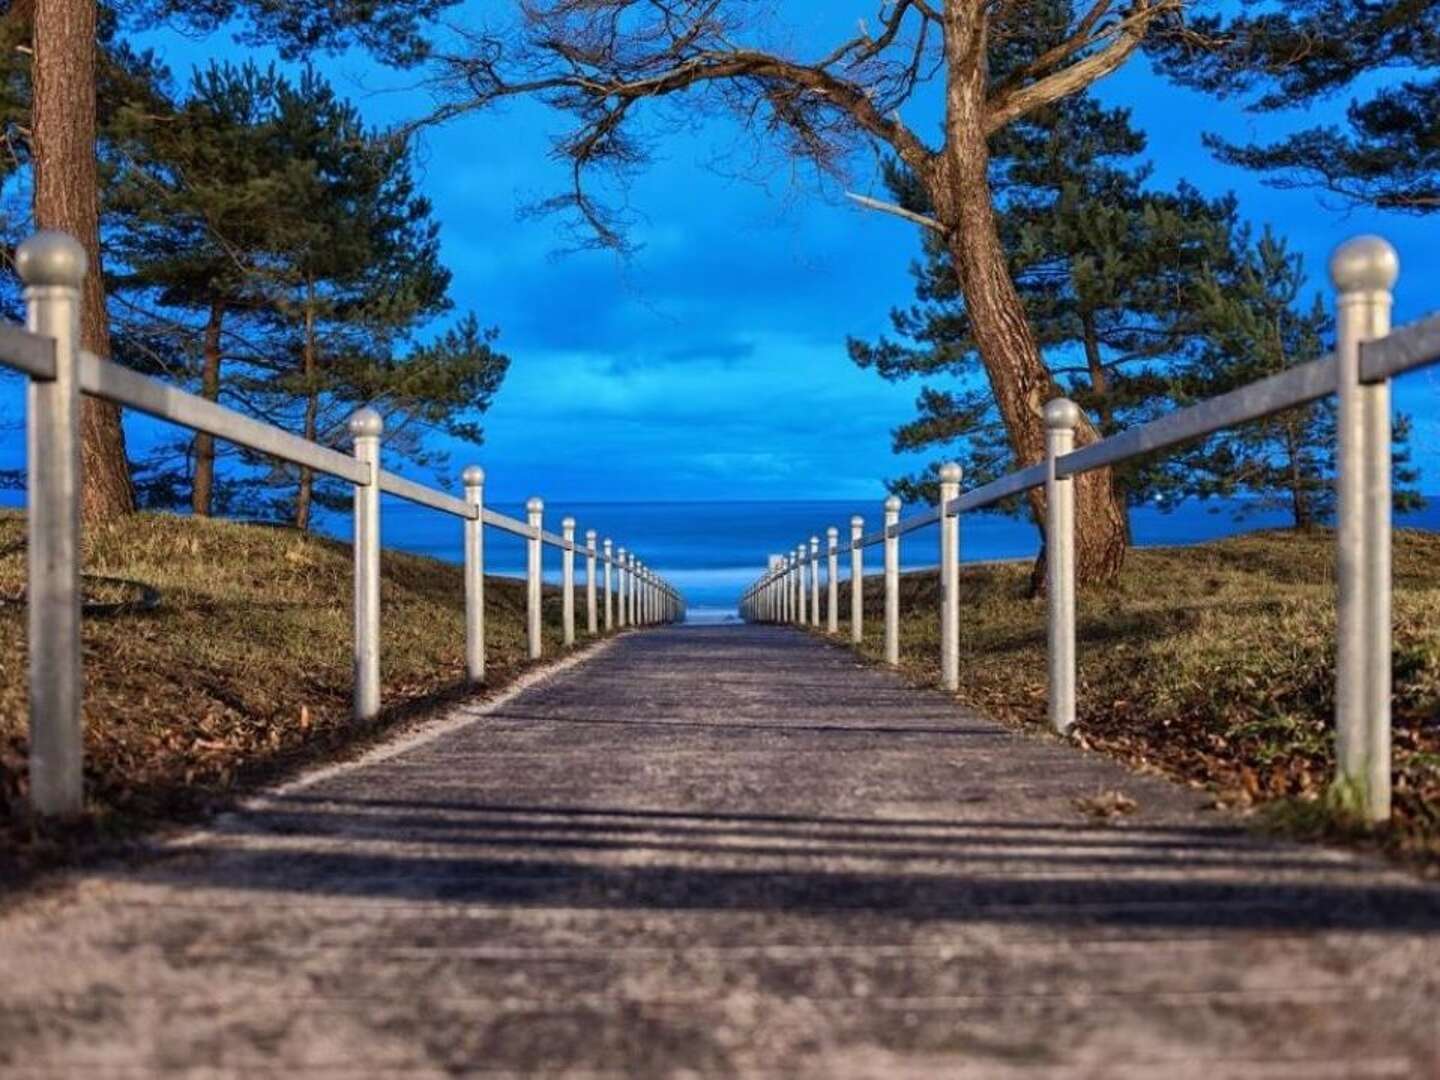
xmin=0 ymin=510 xmax=585 ymax=881
xmin=835 ymin=529 xmax=1440 ymax=866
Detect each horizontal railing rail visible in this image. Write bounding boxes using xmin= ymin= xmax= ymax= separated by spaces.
xmin=2 ymin=230 xmax=687 ymax=816
xmin=742 ymin=233 xmax=1439 ymax=826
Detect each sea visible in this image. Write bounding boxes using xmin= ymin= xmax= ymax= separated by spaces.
xmin=3 ymin=489 xmax=1434 ymax=622
xmin=325 ymin=496 xmax=1440 ymax=623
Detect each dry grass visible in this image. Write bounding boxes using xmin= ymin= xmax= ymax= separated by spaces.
xmin=0 ymin=510 xmax=597 ymax=882
xmin=829 ymin=529 xmax=1440 ymax=867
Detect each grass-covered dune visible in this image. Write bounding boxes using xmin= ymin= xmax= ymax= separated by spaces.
xmin=832 ymin=529 xmax=1440 ymax=866
xmin=0 ymin=510 xmax=589 ymax=879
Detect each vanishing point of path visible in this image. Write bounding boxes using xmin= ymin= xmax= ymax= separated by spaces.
xmin=3 ymin=624 xmax=1438 ymax=1078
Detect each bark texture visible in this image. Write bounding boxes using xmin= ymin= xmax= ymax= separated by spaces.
xmin=191 ymin=300 xmax=225 ymax=517
xmin=32 ymin=0 xmax=134 ymax=523
xmin=932 ymin=7 xmax=1127 ymax=583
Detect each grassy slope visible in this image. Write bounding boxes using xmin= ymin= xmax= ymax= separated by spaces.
xmin=0 ymin=510 xmax=590 ymax=878
xmin=832 ymin=529 xmax=1440 ymax=865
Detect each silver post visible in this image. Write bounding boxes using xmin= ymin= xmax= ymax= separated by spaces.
xmin=939 ymin=462 xmax=962 ymax=692
xmin=20 ymin=231 xmax=86 ymax=816
xmin=884 ymin=495 xmax=901 ymax=666
xmin=463 ymin=466 xmax=486 ymax=685
xmin=350 ymin=409 xmax=384 ymax=720
xmin=809 ymin=536 xmax=821 ymax=627
xmin=603 ymin=539 xmax=614 ymax=631
xmin=526 ymin=497 xmax=544 ymax=660
xmin=585 ymin=529 xmax=599 ymax=635
xmin=784 ymin=555 xmax=794 ymax=623
xmin=617 ymin=548 xmax=628 ymax=628
xmin=1045 ymin=402 xmax=1080 ymax=733
xmin=796 ymin=544 xmax=808 ymax=625
xmin=561 ymin=516 xmax=576 ymax=647
xmin=826 ymin=526 xmax=839 ymax=634
xmin=850 ymin=515 xmax=864 ymax=645
xmin=1332 ymin=235 xmax=1398 ymax=822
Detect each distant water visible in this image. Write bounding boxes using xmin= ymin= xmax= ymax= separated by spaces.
xmin=324 ymin=496 xmax=1440 ymax=617
xmin=3 ymin=490 xmax=1434 ymax=617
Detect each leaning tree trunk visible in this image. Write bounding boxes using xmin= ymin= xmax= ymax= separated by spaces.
xmin=191 ymin=299 xmax=225 ymax=517
xmin=32 ymin=0 xmax=134 ymax=523
xmin=932 ymin=38 xmax=1127 ymax=584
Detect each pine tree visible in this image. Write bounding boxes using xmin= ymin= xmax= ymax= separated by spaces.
xmin=1156 ymin=1 xmax=1440 ymax=213
xmin=850 ymin=91 xmax=1237 ymax=533
xmin=1181 ymin=228 xmax=1424 ymax=526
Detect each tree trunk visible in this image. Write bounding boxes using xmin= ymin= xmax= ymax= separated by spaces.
xmin=32 ymin=0 xmax=134 ymax=523
xmin=294 ymin=283 xmax=317 ymax=531
xmin=1081 ymin=311 xmax=1131 ymax=543
xmin=932 ymin=24 xmax=1127 ymax=584
xmin=191 ymin=299 xmax=225 ymax=516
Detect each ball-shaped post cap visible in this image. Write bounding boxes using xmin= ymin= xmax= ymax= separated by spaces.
xmin=586 ymin=528 xmax=597 ymax=541
xmin=526 ymin=496 xmax=544 ymax=515
xmin=16 ymin=231 xmax=87 ymax=288
xmin=1044 ymin=398 xmax=1082 ymax=431
xmin=1330 ymin=235 xmax=1399 ymax=293
xmin=884 ymin=495 xmax=902 ymax=513
xmin=939 ymin=462 xmax=963 ymax=484
xmin=810 ymin=535 xmax=820 ymax=546
xmin=462 ymin=465 xmax=485 ymax=488
xmin=851 ymin=514 xmax=864 ymax=528
xmin=348 ymin=407 xmax=384 ymax=439
xmin=827 ymin=526 xmax=839 ymax=538
xmin=561 ymin=515 xmax=576 ymax=530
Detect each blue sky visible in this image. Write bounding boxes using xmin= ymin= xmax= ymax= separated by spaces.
xmin=4 ymin=3 xmax=1438 ymax=503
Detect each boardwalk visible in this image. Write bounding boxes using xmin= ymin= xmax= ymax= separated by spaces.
xmin=3 ymin=624 xmax=1438 ymax=1077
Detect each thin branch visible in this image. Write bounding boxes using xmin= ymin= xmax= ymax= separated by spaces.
xmin=845 ymin=190 xmax=945 ymax=232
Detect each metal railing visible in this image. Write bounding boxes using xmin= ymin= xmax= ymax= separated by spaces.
xmin=3 ymin=231 xmax=686 ymax=816
xmin=741 ymin=234 xmax=1440 ymax=825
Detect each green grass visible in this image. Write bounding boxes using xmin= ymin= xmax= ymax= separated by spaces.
xmin=0 ymin=509 xmax=603 ymax=881
xmin=826 ymin=528 xmax=1440 ymax=868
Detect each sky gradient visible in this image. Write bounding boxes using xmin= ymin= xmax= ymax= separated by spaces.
xmin=2 ymin=4 xmax=1437 ymax=504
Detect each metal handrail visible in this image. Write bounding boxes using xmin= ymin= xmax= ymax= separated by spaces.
xmin=741 ymin=234 xmax=1439 ymax=826
xmin=1 ymin=230 xmax=686 ymax=816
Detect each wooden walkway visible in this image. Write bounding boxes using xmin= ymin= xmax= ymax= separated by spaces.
xmin=2 ymin=624 xmax=1438 ymax=1077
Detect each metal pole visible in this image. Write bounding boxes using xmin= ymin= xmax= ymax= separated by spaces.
xmin=939 ymin=462 xmax=962 ymax=692
xmin=884 ymin=495 xmax=901 ymax=666
xmin=1045 ymin=402 xmax=1079 ymax=733
xmin=616 ymin=547 xmax=627 ymax=628
xmin=603 ymin=539 xmax=614 ymax=630
xmin=1332 ymin=235 xmax=1398 ymax=822
xmin=797 ymin=544 xmax=808 ymax=625
xmin=809 ymin=536 xmax=821 ymax=627
xmin=784 ymin=555 xmax=794 ymax=623
xmin=463 ymin=466 xmax=486 ymax=685
xmin=526 ymin=497 xmax=543 ymax=659
xmin=561 ymin=516 xmax=576 ymax=647
xmin=585 ymin=529 xmax=598 ymax=635
xmin=850 ymin=516 xmax=864 ymax=645
xmin=826 ymin=526 xmax=839 ymax=634
xmin=20 ymin=231 xmax=85 ymax=815
xmin=350 ymin=409 xmax=384 ymax=720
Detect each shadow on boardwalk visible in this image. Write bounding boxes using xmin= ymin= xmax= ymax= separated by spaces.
xmin=2 ymin=624 xmax=1438 ymax=1077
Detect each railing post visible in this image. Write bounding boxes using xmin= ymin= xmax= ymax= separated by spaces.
xmin=20 ymin=232 xmax=86 ymax=816
xmin=939 ymin=462 xmax=962 ymax=692
xmin=797 ymin=544 xmax=808 ymax=625
xmin=784 ymin=555 xmax=794 ymax=623
xmin=585 ymin=529 xmax=598 ymax=635
xmin=1332 ymin=235 xmax=1398 ymax=823
xmin=826 ymin=526 xmax=839 ymax=634
xmin=350 ymin=408 xmax=384 ymax=720
xmin=809 ymin=536 xmax=821 ymax=628
xmin=463 ymin=466 xmax=486 ymax=685
xmin=884 ymin=495 xmax=901 ymax=667
xmin=616 ymin=547 xmax=627 ymax=628
xmin=850 ymin=515 xmax=864 ymax=645
xmin=1045 ymin=402 xmax=1079 ymax=733
xmin=561 ymin=516 xmax=576 ymax=647
xmin=603 ymin=539 xmax=614 ymax=630
xmin=526 ymin=497 xmax=544 ymax=660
